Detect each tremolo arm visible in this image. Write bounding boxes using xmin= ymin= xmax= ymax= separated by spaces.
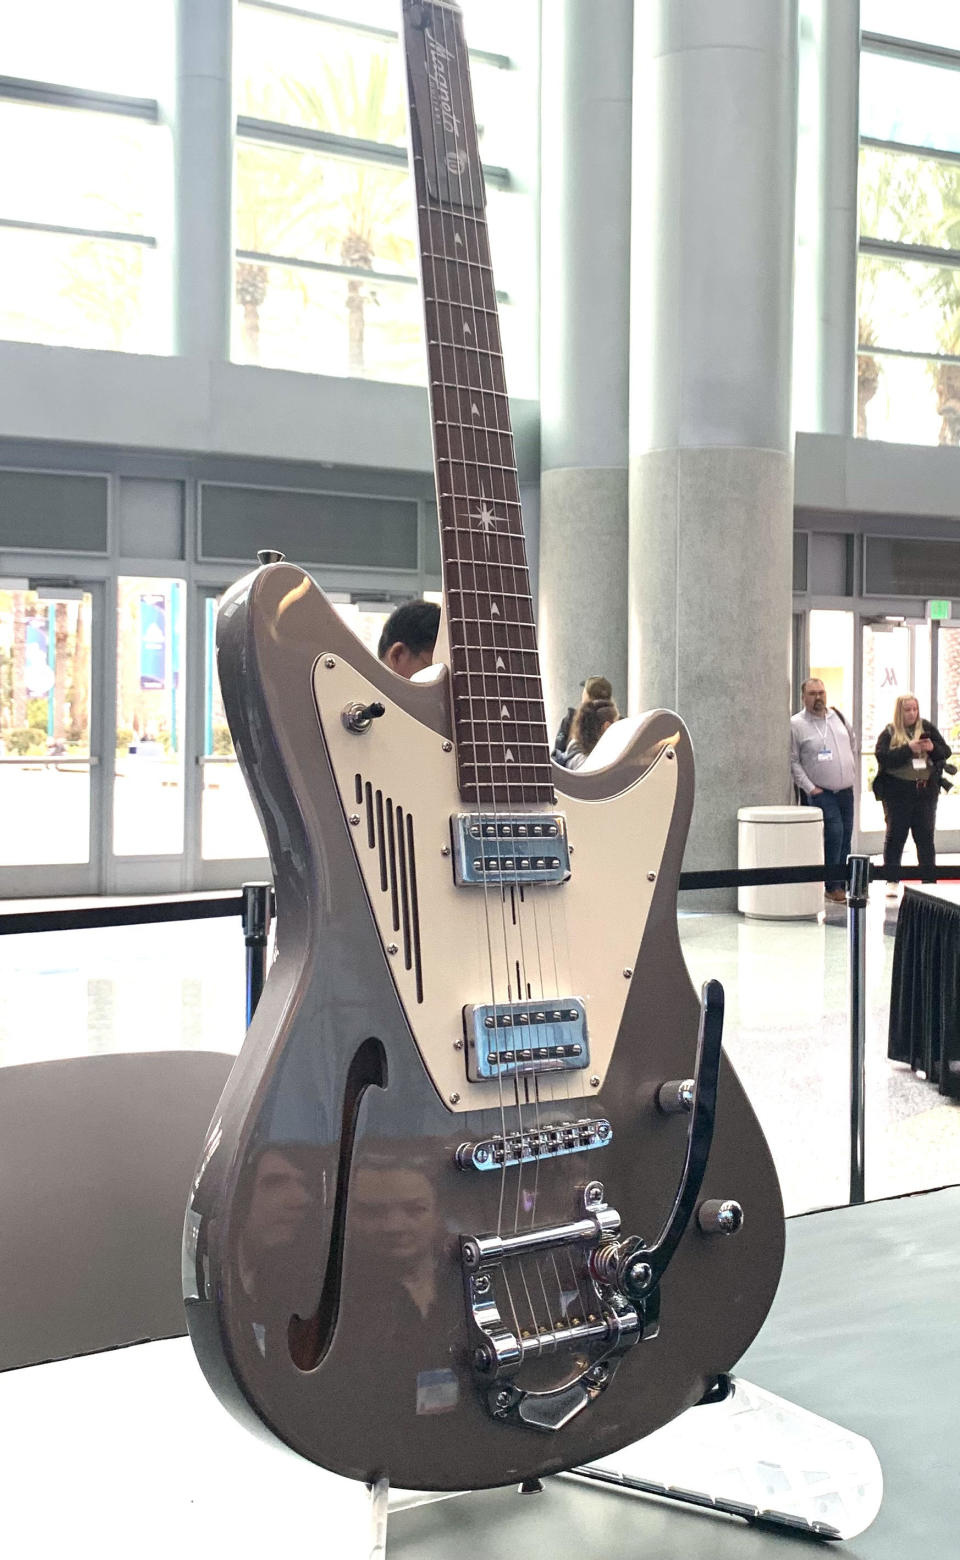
xmin=461 ymin=980 xmax=736 ymax=1432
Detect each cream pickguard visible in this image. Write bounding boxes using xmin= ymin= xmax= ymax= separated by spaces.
xmin=314 ymin=653 xmax=679 ymax=1116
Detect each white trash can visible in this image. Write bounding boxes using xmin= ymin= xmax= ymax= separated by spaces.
xmin=737 ymin=805 xmax=824 ymax=920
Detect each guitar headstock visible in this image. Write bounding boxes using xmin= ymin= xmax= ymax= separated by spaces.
xmin=404 ymin=0 xmax=486 ymax=213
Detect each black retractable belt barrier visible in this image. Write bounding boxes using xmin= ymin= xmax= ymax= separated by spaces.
xmin=242 ymin=882 xmax=272 ymax=1028
xmin=5 ymin=859 xmax=959 ymax=1210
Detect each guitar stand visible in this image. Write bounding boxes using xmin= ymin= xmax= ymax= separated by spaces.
xmin=366 ymin=1378 xmax=882 ymax=1555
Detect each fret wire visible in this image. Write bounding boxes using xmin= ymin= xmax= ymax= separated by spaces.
xmin=425 ymin=298 xmax=500 ymax=318
xmin=429 ymin=339 xmax=502 ymax=359
xmin=440 ymin=498 xmax=523 ymax=511
xmin=421 ymin=249 xmax=494 ymax=272
xmin=446 ymin=589 xmax=534 ymax=602
xmin=431 ymin=378 xmax=509 ymax=398
xmin=418 ymin=203 xmax=490 ymax=228
xmin=437 ymin=460 xmax=521 ymax=478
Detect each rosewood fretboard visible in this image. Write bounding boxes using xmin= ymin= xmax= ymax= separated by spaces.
xmin=403 ymin=0 xmax=552 ymax=808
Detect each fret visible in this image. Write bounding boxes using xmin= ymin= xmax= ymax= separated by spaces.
xmin=440 ymin=527 xmax=526 ymax=547
xmin=455 ymin=693 xmax=546 ymax=706
xmin=453 ymin=643 xmax=541 ymax=656
xmin=445 ymin=586 xmax=534 ymax=604
xmin=429 ymin=338 xmax=503 ymax=360
xmin=440 ymin=493 xmax=522 ymax=508
xmin=425 ymin=296 xmax=500 ymax=319
xmin=436 ymin=418 xmax=512 ymax=435
xmin=437 ymin=458 xmax=519 ymax=478
xmin=431 ymin=378 xmax=508 ymax=399
xmin=421 ymin=249 xmax=495 ymax=274
xmin=458 ymin=723 xmax=555 ymax=736
xmin=459 ymin=762 xmax=555 ymax=777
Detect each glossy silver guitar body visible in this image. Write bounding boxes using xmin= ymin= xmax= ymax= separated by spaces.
xmin=183 ymin=560 xmax=784 ymax=1489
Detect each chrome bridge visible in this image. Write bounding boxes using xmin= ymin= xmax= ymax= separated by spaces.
xmin=464 ymin=998 xmax=588 ymax=1083
xmin=461 ymin=979 xmax=741 ymax=1433
xmin=457 ymin=1117 xmax=612 ymax=1171
xmin=451 ymin=813 xmax=570 ymax=886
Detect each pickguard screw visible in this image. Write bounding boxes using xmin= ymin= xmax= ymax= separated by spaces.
xmin=647 ymin=871 xmax=656 ymax=882
xmin=622 ymin=967 xmax=633 ymax=979
xmin=442 ymin=740 xmax=453 ymax=752
xmin=349 ymin=814 xmax=360 ymax=825
xmin=324 ymin=657 xmax=336 ymax=669
xmin=590 ymin=1075 xmax=600 ymax=1088
xmin=386 ymin=942 xmax=398 ymax=955
xmin=453 ymin=1039 xmax=463 ymax=1050
xmin=441 ymin=844 xmax=451 ymax=856
xmin=666 ymin=748 xmax=675 ymax=760
xmin=449 ymin=1092 xmax=461 ymax=1104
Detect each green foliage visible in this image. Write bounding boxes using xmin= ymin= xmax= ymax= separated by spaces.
xmin=212 ymin=722 xmax=234 ymax=757
xmin=7 ymin=727 xmax=47 ymax=756
xmin=27 ymin=697 xmax=50 ymax=732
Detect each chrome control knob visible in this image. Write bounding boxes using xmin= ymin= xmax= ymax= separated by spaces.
xmin=657 ymin=1077 xmax=695 ymax=1114
xmin=697 ymin=1198 xmax=744 ymax=1235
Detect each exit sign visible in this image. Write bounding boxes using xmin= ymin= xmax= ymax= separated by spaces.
xmin=927 ymin=599 xmax=952 ymax=621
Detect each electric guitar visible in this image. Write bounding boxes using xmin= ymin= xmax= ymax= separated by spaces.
xmin=183 ymin=0 xmax=784 ymax=1490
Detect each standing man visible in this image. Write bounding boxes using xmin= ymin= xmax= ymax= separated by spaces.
xmin=790 ymin=678 xmax=858 ymax=903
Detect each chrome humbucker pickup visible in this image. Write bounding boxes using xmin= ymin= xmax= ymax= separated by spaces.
xmin=451 ymin=813 xmax=571 ymax=886
xmin=457 ymin=1117 xmax=612 ymax=1171
xmin=463 ymin=998 xmax=589 ymax=1083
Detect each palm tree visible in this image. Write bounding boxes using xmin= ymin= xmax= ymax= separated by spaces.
xmin=236 ymin=44 xmax=414 ymax=371
xmin=857 ymin=148 xmax=937 ymax=434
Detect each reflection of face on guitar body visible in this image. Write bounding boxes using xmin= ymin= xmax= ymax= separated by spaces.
xmin=183 ymin=0 xmax=785 ymax=1491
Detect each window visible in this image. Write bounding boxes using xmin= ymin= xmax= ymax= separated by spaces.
xmin=857 ymin=24 xmax=960 ymax=445
xmin=232 ymin=0 xmax=537 ymax=393
xmin=0 ymin=0 xmax=172 ymax=354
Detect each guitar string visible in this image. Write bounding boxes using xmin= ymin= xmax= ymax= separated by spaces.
xmin=442 ymin=4 xmax=576 ymax=1347
xmin=418 ymin=4 xmax=530 ymax=1349
xmin=439 ymin=2 xmax=553 ymax=1350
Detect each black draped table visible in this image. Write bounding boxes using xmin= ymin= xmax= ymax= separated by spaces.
xmin=888 ymin=885 xmax=960 ymax=1097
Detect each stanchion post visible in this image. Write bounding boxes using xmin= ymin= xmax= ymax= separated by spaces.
xmin=242 ymin=882 xmax=272 ymax=1026
xmin=846 ymin=855 xmax=871 ymax=1206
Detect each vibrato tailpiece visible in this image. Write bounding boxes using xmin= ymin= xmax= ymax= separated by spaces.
xmin=461 ymin=980 xmax=735 ymax=1432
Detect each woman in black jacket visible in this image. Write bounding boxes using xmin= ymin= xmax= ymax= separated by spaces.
xmin=875 ymin=692 xmax=952 ymax=889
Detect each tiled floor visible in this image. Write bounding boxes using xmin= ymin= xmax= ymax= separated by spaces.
xmin=1 ymin=891 xmax=957 ymax=1216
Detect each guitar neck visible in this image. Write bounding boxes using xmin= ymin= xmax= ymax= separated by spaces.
xmin=403 ymin=0 xmax=552 ymax=808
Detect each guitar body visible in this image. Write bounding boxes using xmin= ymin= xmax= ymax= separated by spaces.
xmin=184 ymin=563 xmax=784 ymax=1489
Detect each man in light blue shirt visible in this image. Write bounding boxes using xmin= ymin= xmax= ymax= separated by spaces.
xmin=790 ymin=678 xmax=858 ymax=902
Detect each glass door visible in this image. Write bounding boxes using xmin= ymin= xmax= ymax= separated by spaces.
xmin=0 ymin=579 xmax=104 ymax=896
xmin=859 ymin=617 xmax=960 ymax=855
xmin=192 ymin=587 xmax=268 ymax=890
xmin=934 ymin=624 xmax=960 ymax=838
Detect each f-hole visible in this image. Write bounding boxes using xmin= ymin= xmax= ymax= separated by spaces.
xmin=287 ymin=1036 xmax=388 ymax=1371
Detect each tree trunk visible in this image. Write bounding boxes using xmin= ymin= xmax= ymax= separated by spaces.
xmin=935 ymin=361 xmax=960 ymax=446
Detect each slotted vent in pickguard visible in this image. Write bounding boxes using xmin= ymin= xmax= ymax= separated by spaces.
xmin=355 ymin=773 xmax=424 ymax=1003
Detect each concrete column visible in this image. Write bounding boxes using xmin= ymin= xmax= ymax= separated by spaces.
xmin=817 ymin=0 xmax=860 ymax=436
xmin=629 ymin=2 xmax=798 ymax=892
xmin=174 ymin=0 xmax=233 ymax=361
xmin=538 ymin=0 xmax=633 ymax=732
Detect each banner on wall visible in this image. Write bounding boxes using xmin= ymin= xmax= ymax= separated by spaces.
xmin=139 ymin=593 xmax=166 ymax=691
xmin=24 ymin=617 xmax=54 ymax=698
